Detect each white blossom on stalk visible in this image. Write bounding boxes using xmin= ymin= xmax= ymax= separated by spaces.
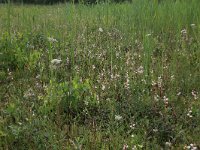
xmin=51 ymin=59 xmax=62 ymax=65
xmin=192 ymin=90 xmax=198 ymax=100
xmin=163 ymin=96 xmax=169 ymax=105
xmin=98 ymin=27 xmax=103 ymax=32
xmin=181 ymin=29 xmax=187 ymax=34
xmin=23 ymin=88 xmax=35 ymax=99
xmin=136 ymin=66 xmax=144 ymax=74
xmin=132 ymin=145 xmax=137 ymax=150
xmin=185 ymin=143 xmax=198 ymax=150
xmin=123 ymin=144 xmax=128 ymax=150
xmin=48 ymin=37 xmax=58 ymax=43
xmin=102 ymin=85 xmax=106 ymax=91
xmin=165 ymin=142 xmax=172 ymax=147
xmin=115 ymin=115 xmax=122 ymax=121
xmin=146 ymin=33 xmax=151 ymax=37
xmin=130 ymin=123 xmax=136 ymax=129
xmin=190 ymin=24 xmax=196 ymax=27
xmin=177 ymin=92 xmax=181 ymax=96
xmin=187 ymin=109 xmax=193 ymax=118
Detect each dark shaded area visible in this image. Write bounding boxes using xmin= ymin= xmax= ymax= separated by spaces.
xmin=0 ymin=0 xmax=132 ymax=4
xmin=0 ymin=0 xmax=66 ymax=4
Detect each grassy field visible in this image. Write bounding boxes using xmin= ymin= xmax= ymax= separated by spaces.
xmin=0 ymin=0 xmax=200 ymax=149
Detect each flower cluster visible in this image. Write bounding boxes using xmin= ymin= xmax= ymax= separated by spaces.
xmin=185 ymin=143 xmax=198 ymax=150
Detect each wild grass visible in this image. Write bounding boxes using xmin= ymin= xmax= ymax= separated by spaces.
xmin=0 ymin=0 xmax=200 ymax=149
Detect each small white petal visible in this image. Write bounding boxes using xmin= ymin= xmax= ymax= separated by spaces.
xmin=115 ymin=115 xmax=122 ymax=121
xmin=146 ymin=33 xmax=151 ymax=37
xmin=99 ymin=27 xmax=103 ymax=32
xmin=51 ymin=59 xmax=62 ymax=65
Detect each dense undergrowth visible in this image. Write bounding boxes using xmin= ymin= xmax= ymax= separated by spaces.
xmin=0 ymin=0 xmax=200 ymax=149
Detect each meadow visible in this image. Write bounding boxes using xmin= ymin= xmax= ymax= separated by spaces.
xmin=0 ymin=0 xmax=200 ymax=149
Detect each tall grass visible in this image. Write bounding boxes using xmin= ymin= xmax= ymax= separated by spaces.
xmin=0 ymin=0 xmax=200 ymax=149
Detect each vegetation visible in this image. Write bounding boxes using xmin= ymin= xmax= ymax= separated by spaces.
xmin=0 ymin=0 xmax=200 ymax=149
xmin=0 ymin=0 xmax=130 ymax=5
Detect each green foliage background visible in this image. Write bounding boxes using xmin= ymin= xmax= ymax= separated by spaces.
xmin=0 ymin=0 xmax=200 ymax=149
xmin=0 ymin=0 xmax=132 ymax=4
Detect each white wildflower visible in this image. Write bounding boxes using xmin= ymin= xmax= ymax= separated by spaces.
xmin=131 ymin=134 xmax=135 ymax=138
xmin=171 ymin=75 xmax=175 ymax=81
xmin=154 ymin=95 xmax=159 ymax=102
xmin=51 ymin=59 xmax=62 ymax=65
xmin=115 ymin=115 xmax=122 ymax=121
xmin=187 ymin=109 xmax=193 ymax=118
xmin=36 ymin=74 xmax=40 ymax=79
xmin=124 ymin=72 xmax=130 ymax=89
xmin=24 ymin=88 xmax=35 ymax=99
xmin=190 ymin=24 xmax=196 ymax=27
xmin=124 ymin=78 xmax=130 ymax=90
xmin=181 ymin=29 xmax=187 ymax=34
xmin=185 ymin=144 xmax=197 ymax=150
xmin=192 ymin=90 xmax=198 ymax=100
xmin=26 ymin=43 xmax=34 ymax=49
xmin=98 ymin=27 xmax=103 ymax=32
xmin=163 ymin=96 xmax=169 ymax=105
xmin=111 ymin=74 xmax=114 ymax=79
xmin=177 ymin=92 xmax=181 ymax=96
xmin=153 ymin=128 xmax=158 ymax=132
xmin=132 ymin=146 xmax=137 ymax=150
xmin=146 ymin=33 xmax=151 ymax=37
xmin=96 ymin=95 xmax=99 ymax=101
xmin=18 ymin=122 xmax=22 ymax=125
xmin=84 ymin=101 xmax=89 ymax=106
xmin=158 ymin=76 xmax=162 ymax=88
xmin=102 ymin=85 xmax=106 ymax=91
xmin=130 ymin=123 xmax=136 ymax=129
xmin=48 ymin=37 xmax=58 ymax=43
xmin=123 ymin=144 xmax=128 ymax=150
xmin=165 ymin=142 xmax=172 ymax=147
xmin=141 ymin=79 xmax=147 ymax=84
xmin=136 ymin=66 xmax=144 ymax=74
xmin=163 ymin=96 xmax=168 ymax=102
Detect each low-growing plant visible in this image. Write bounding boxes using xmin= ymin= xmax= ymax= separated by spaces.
xmin=40 ymin=77 xmax=99 ymax=125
